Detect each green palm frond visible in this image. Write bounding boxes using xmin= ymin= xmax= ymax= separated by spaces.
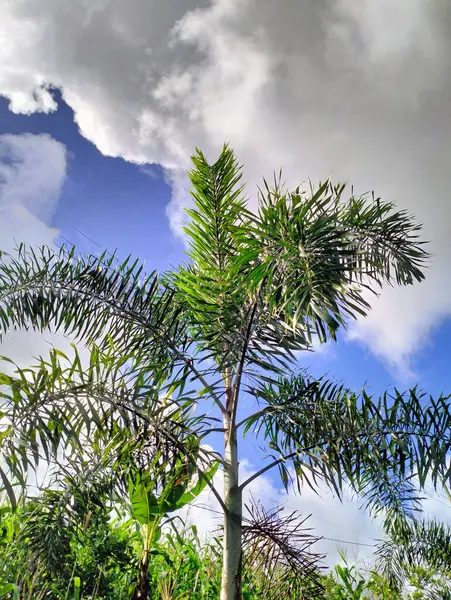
xmin=184 ymin=145 xmax=247 ymax=273
xmin=243 ymin=374 xmax=451 ymax=529
xmin=19 ymin=462 xmax=137 ymax=586
xmin=0 ymin=245 xmax=191 ymax=373
xmin=0 ymin=344 xmax=217 ymax=507
xmin=237 ymin=178 xmax=428 ymax=344
xmin=172 ymin=146 xmax=252 ymax=368
xmin=377 ymin=518 xmax=451 ymax=590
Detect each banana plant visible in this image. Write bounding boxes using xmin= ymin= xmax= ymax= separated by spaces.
xmin=128 ymin=440 xmax=218 ymax=600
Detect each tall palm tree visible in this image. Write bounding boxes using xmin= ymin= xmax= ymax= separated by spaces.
xmin=1 ymin=146 xmax=451 ymax=600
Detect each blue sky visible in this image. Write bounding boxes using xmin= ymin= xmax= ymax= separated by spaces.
xmin=0 ymin=94 xmax=184 ymax=274
xmin=1 ymin=0 xmax=451 ymax=563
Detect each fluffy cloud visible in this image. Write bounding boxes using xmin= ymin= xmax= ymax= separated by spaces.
xmin=183 ymin=460 xmax=451 ymax=569
xmin=1 ymin=0 xmax=451 ymax=370
xmin=183 ymin=460 xmax=382 ymax=568
xmin=0 ymin=133 xmax=66 ymax=250
xmin=0 ymin=133 xmax=68 ymax=367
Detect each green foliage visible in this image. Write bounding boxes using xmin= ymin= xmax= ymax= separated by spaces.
xmin=128 ymin=441 xmax=219 ymax=525
xmin=147 ymin=525 xmax=222 ymax=600
xmin=322 ymin=560 xmax=402 ymax=599
xmin=0 ymin=147 xmax=439 ymax=517
xmin=405 ymin=565 xmax=451 ymax=599
xmin=0 ymin=488 xmax=448 ymax=600
xmin=246 ymin=374 xmax=451 ymax=530
xmin=173 ymin=148 xmax=428 ymax=374
xmin=0 ymin=244 xmax=189 ymax=368
xmin=329 ymin=562 xmax=368 ymax=600
xmin=377 ymin=517 xmax=451 ymax=596
xmin=239 ymin=177 xmax=426 ymax=346
xmin=0 ymin=144 xmax=448 ymax=600
xmin=0 ymin=341 xmax=219 ymax=507
xmin=0 ymin=584 xmax=20 ymax=600
xmin=0 ymin=491 xmax=136 ymax=599
xmin=366 ymin=571 xmax=402 ymax=599
xmin=0 ymin=492 xmax=327 ymax=600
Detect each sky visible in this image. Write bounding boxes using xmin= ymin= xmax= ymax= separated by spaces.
xmin=1 ymin=0 xmax=451 ymax=567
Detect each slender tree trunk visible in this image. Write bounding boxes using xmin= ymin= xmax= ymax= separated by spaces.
xmin=220 ymin=414 xmax=243 ymax=600
xmin=132 ymin=550 xmax=150 ymax=600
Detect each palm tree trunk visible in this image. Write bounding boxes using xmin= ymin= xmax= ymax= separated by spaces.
xmin=220 ymin=417 xmax=243 ymax=600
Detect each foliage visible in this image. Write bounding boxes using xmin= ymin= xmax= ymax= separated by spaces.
xmin=377 ymin=518 xmax=451 ymax=598
xmin=322 ymin=559 xmax=402 ymax=599
xmin=405 ymin=565 xmax=451 ymax=599
xmin=0 ymin=490 xmax=328 ymax=600
xmin=0 ymin=144 xmax=449 ymax=599
xmin=0 ymin=341 xmax=219 ymax=506
xmin=246 ymin=375 xmax=451 ymax=529
xmin=0 ymin=492 xmax=135 ymax=599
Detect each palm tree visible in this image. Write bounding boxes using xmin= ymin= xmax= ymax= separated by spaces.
xmin=1 ymin=145 xmax=451 ymax=600
xmin=377 ymin=517 xmax=451 ymax=598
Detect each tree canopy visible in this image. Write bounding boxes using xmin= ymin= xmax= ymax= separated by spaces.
xmin=0 ymin=145 xmax=449 ymax=600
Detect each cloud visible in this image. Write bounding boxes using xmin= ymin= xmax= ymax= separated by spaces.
xmin=181 ymin=459 xmax=383 ymax=568
xmin=0 ymin=133 xmax=66 ymax=250
xmin=183 ymin=459 xmax=451 ymax=570
xmin=1 ymin=0 xmax=451 ymax=370
xmin=0 ymin=133 xmax=68 ymax=367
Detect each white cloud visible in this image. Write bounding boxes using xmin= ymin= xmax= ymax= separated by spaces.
xmin=0 ymin=133 xmax=69 ymax=368
xmin=0 ymin=133 xmax=66 ymax=251
xmin=183 ymin=459 xmax=451 ymax=570
xmin=1 ymin=0 xmax=451 ymax=369
xmin=182 ymin=460 xmax=383 ymax=568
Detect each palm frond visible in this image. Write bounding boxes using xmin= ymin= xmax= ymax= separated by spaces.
xmin=0 ymin=344 xmax=217 ymax=506
xmin=21 ymin=462 xmax=136 ymax=584
xmin=0 ymin=245 xmax=191 ymax=374
xmin=242 ymin=501 xmax=325 ymax=599
xmin=172 ymin=145 xmax=253 ymax=368
xmin=174 ymin=148 xmax=310 ymax=374
xmin=237 ymin=179 xmax=428 ymax=344
xmin=376 ymin=518 xmax=451 ymax=590
xmin=243 ymin=373 xmax=451 ymax=529
xmin=184 ymin=145 xmax=247 ymax=273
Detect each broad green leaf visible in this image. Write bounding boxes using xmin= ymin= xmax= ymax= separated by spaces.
xmin=0 ymin=584 xmax=20 ymax=599
xmin=128 ymin=477 xmax=161 ymax=525
xmin=174 ymin=461 xmax=219 ymax=510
